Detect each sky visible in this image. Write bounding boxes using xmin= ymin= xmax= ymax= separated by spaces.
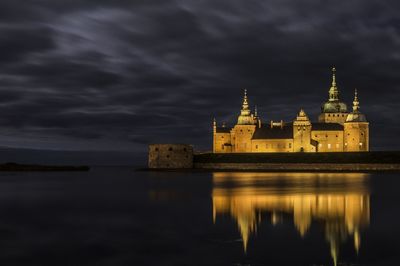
xmin=0 ymin=0 xmax=399 ymax=157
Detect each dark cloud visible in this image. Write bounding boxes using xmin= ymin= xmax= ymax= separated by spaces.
xmin=0 ymin=0 xmax=399 ymax=153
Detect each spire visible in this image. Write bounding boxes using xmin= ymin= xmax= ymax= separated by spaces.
xmin=329 ymin=67 xmax=339 ymax=101
xmin=242 ymin=89 xmax=249 ymax=110
xmin=237 ymin=89 xmax=253 ymax=124
xmin=352 ymin=88 xmax=360 ymax=113
xmin=254 ymin=105 xmax=258 ymax=117
xmin=332 ymin=67 xmax=336 ymax=87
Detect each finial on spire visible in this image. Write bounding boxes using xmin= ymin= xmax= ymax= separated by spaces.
xmin=332 ymin=67 xmax=336 ymax=87
xmin=328 ymin=67 xmax=339 ymax=101
xmin=353 ymin=88 xmax=360 ymax=113
xmin=242 ymin=88 xmax=249 ymax=110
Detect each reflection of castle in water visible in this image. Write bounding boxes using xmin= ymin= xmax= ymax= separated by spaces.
xmin=212 ymin=172 xmax=370 ymax=266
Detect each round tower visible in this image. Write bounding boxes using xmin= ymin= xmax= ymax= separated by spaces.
xmin=344 ymin=89 xmax=369 ymax=151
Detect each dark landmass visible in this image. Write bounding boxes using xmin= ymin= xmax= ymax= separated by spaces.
xmin=0 ymin=146 xmax=144 ymax=166
xmin=194 ymin=151 xmax=400 ymax=164
xmin=0 ymin=163 xmax=89 ymax=171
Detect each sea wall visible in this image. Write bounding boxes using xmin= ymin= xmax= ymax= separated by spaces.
xmin=194 ymin=162 xmax=400 ymax=171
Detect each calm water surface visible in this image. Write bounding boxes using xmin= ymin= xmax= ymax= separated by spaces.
xmin=0 ymin=167 xmax=399 ymax=265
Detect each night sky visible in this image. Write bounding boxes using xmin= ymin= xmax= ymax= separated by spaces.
xmin=0 ymin=0 xmax=399 ymax=160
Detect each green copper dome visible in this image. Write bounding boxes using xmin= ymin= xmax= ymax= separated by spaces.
xmin=321 ymin=101 xmax=348 ymax=113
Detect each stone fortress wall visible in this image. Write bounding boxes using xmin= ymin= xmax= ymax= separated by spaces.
xmin=148 ymin=144 xmax=193 ymax=169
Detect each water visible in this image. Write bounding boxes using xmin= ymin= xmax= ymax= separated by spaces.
xmin=0 ymin=167 xmax=399 ymax=265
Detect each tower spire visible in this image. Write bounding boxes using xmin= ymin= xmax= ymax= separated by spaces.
xmin=332 ymin=67 xmax=336 ymax=87
xmin=242 ymin=89 xmax=249 ymax=110
xmin=329 ymin=67 xmax=339 ymax=101
xmin=353 ymin=88 xmax=360 ymax=113
xmin=254 ymin=105 xmax=258 ymax=117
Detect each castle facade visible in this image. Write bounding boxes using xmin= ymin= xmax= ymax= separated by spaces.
xmin=213 ymin=68 xmax=369 ymax=153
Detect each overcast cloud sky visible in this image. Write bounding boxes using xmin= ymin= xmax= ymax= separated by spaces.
xmin=0 ymin=0 xmax=399 ymax=153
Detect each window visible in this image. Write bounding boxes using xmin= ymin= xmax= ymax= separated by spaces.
xmin=315 ymin=135 xmax=318 ymax=137
xmin=255 ymin=145 xmax=258 ymax=149
xmin=155 ymin=148 xmax=159 ymax=151
xmin=345 ymin=143 xmax=348 ymax=146
xmin=328 ymin=143 xmax=331 ymax=149
xmin=319 ymin=143 xmax=322 ymax=147
xmin=169 ymin=147 xmax=173 ymax=151
xmin=289 ymin=143 xmax=292 ymax=148
xmin=221 ymin=136 xmax=224 ymax=139
xmin=359 ymin=142 xmax=363 ymax=147
xmin=183 ymin=148 xmax=187 ymax=152
xmin=166 ymin=155 xmax=170 ymax=158
xmin=328 ymin=114 xmax=331 ymax=117
xmin=336 ymin=143 xmax=339 ymax=148
xmin=221 ymin=145 xmax=224 ymax=150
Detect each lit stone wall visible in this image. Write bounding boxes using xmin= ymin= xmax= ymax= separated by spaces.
xmin=251 ymin=139 xmax=293 ymax=152
xmin=318 ymin=113 xmax=349 ymax=124
xmin=148 ymin=144 xmax=193 ymax=169
xmin=232 ymin=125 xmax=256 ymax=152
xmin=311 ymin=130 xmax=344 ymax=152
xmin=344 ymin=122 xmax=369 ymax=152
xmin=293 ymin=124 xmax=313 ymax=152
xmin=214 ymin=132 xmax=232 ymax=153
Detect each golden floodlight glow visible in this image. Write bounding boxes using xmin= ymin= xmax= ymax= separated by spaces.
xmin=212 ymin=172 xmax=370 ymax=266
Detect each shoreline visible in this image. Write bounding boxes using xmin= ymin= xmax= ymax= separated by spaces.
xmin=139 ymin=162 xmax=400 ymax=172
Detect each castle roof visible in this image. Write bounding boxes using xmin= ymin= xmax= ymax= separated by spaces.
xmin=252 ymin=124 xmax=293 ymax=140
xmin=216 ymin=127 xmax=230 ymax=133
xmin=311 ymin=123 xmax=343 ymax=131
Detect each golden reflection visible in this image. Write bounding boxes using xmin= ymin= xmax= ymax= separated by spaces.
xmin=212 ymin=172 xmax=370 ymax=265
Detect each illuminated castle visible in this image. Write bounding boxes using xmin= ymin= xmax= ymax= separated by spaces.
xmin=213 ymin=68 xmax=369 ymax=153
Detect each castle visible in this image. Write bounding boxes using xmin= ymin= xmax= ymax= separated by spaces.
xmin=213 ymin=68 xmax=369 ymax=153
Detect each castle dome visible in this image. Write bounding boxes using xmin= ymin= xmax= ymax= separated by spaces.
xmin=321 ymin=67 xmax=348 ymax=113
xmin=322 ymin=101 xmax=348 ymax=113
xmin=237 ymin=89 xmax=255 ymax=125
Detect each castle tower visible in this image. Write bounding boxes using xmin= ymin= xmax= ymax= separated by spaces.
xmin=293 ymin=109 xmax=313 ymax=152
xmin=232 ymin=89 xmax=257 ymax=152
xmin=318 ymin=67 xmax=349 ymax=124
xmin=344 ymin=89 xmax=369 ymax=151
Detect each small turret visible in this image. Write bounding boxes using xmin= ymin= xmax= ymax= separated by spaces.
xmin=346 ymin=89 xmax=366 ymax=122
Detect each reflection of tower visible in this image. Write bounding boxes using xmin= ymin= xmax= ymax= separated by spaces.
xmin=212 ymin=172 xmax=370 ymax=265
